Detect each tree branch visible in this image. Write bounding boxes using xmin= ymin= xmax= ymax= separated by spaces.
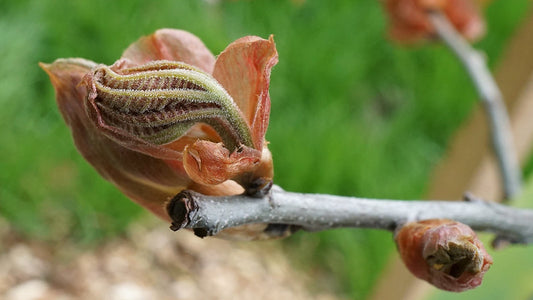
xmin=167 ymin=185 xmax=533 ymax=244
xmin=428 ymin=10 xmax=522 ymax=200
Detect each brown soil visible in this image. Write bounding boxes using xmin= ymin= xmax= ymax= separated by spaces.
xmin=0 ymin=217 xmax=338 ymax=300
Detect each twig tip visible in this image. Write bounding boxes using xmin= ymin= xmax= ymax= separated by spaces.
xmin=166 ymin=190 xmax=197 ymax=231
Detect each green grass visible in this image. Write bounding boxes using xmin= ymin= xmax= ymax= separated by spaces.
xmin=0 ymin=0 xmax=530 ymax=298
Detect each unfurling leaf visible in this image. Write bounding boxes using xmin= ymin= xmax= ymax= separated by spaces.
xmin=84 ymin=61 xmax=254 ymax=151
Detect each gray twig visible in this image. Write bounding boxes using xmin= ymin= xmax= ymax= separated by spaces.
xmin=428 ymin=10 xmax=522 ymax=200
xmin=167 ymin=185 xmax=533 ymax=244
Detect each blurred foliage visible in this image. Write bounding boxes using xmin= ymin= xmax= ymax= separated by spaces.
xmin=0 ymin=0 xmax=530 ymax=298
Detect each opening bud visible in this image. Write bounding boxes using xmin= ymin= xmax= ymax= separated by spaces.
xmin=395 ymin=219 xmax=493 ymax=292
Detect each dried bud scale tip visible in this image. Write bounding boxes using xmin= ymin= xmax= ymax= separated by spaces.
xmin=395 ymin=219 xmax=493 ymax=292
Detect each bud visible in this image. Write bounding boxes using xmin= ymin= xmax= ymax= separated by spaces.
xmin=395 ymin=219 xmax=493 ymax=292
xmin=41 ymin=29 xmax=278 ymax=239
xmin=384 ymin=0 xmax=485 ymax=43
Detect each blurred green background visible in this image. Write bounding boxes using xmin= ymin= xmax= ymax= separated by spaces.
xmin=1 ymin=0 xmax=532 ymax=299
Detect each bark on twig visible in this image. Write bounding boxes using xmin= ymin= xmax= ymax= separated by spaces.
xmin=167 ymin=185 xmax=533 ymax=244
xmin=428 ymin=11 xmax=522 ymax=200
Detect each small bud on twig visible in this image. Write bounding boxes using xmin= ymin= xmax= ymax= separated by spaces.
xmin=384 ymin=0 xmax=485 ymax=43
xmin=395 ymin=219 xmax=493 ymax=292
